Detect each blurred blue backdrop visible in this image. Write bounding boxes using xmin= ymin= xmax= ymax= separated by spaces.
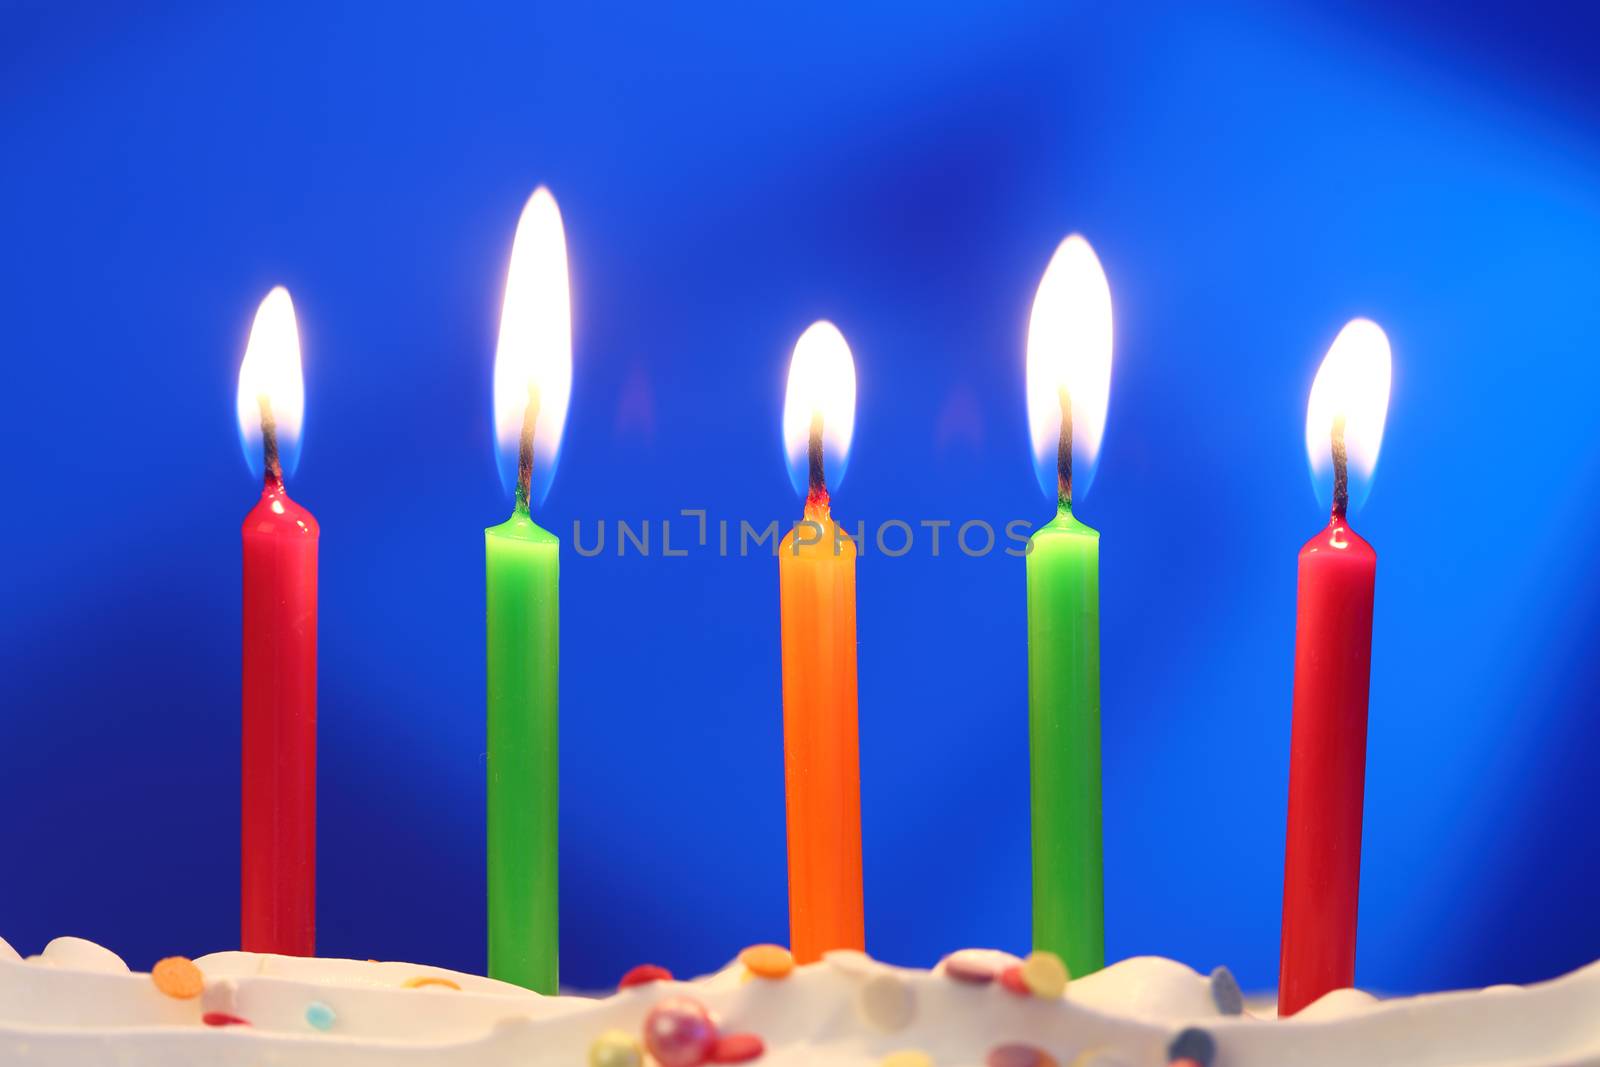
xmin=3 ymin=0 xmax=1599 ymax=995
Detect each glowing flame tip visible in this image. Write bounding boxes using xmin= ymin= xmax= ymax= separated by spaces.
xmin=236 ymin=285 xmax=304 ymax=483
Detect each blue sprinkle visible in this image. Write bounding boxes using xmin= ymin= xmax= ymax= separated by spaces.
xmin=306 ymin=1001 xmax=336 ymax=1031
xmin=1209 ymin=966 xmax=1244 ymax=1016
xmin=1168 ymin=1026 xmax=1215 ymax=1065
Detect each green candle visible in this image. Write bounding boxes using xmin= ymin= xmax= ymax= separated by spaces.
xmin=485 ymin=185 xmax=573 ymax=994
xmin=1023 ymin=233 xmax=1114 ymax=979
xmin=1026 ymin=505 xmax=1101 ymax=978
xmin=486 ymin=508 xmax=559 ymax=993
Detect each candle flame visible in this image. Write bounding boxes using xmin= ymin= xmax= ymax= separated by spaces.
xmin=1305 ymin=318 xmax=1392 ymax=515
xmin=1026 ymin=235 xmax=1113 ymax=506
xmin=494 ymin=186 xmax=573 ymax=509
xmin=236 ymin=286 xmax=304 ymax=483
xmin=782 ymin=321 xmax=857 ymax=502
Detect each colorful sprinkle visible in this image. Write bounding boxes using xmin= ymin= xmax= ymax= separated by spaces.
xmin=998 ymin=965 xmax=1030 ymax=996
xmin=590 ymin=1029 xmax=644 ymax=1067
xmin=402 ymin=975 xmax=461 ymax=991
xmin=202 ymin=1012 xmax=250 ymax=1027
xmin=643 ymin=995 xmax=718 ymax=1067
xmin=1020 ymin=951 xmax=1069 ymax=999
xmin=856 ymin=973 xmax=915 ymax=1032
xmin=305 ymin=1001 xmax=336 ymax=1031
xmin=709 ymin=1032 xmax=766 ymax=1063
xmin=880 ymin=1052 xmax=934 ymax=1067
xmin=1208 ymin=966 xmax=1243 ymax=1016
xmin=620 ymin=964 xmax=674 ymax=989
xmin=942 ymin=951 xmax=999 ymax=985
xmin=1167 ymin=1027 xmax=1215 ymax=1066
xmin=150 ymin=957 xmax=204 ymax=1000
xmin=739 ymin=944 xmax=795 ymax=980
xmin=987 ymin=1044 xmax=1058 ymax=1067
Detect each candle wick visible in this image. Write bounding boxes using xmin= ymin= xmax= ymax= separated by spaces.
xmin=1056 ymin=386 xmax=1073 ymax=513
xmin=517 ymin=385 xmax=541 ymax=515
xmin=807 ymin=411 xmax=829 ymax=514
xmin=1331 ymin=415 xmax=1349 ymax=521
xmin=257 ymin=394 xmax=283 ymax=488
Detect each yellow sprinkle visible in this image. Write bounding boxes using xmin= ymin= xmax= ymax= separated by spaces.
xmin=589 ymin=1029 xmax=643 ymax=1067
xmin=402 ymin=975 xmax=461 ymax=991
xmin=150 ymin=956 xmax=204 ymax=1000
xmin=1021 ymin=950 xmax=1069 ymax=998
xmin=739 ymin=943 xmax=795 ymax=979
xmin=880 ymin=1051 xmax=934 ymax=1067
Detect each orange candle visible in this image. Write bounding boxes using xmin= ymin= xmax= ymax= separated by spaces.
xmin=778 ymin=321 xmax=863 ymax=964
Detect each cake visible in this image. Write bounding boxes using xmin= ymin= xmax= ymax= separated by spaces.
xmin=2 ymin=935 xmax=1595 ymax=1066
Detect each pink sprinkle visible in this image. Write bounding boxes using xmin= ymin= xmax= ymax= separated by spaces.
xmin=709 ymin=1032 xmax=766 ymax=1062
xmin=202 ymin=1012 xmax=250 ymax=1027
xmin=620 ymin=963 xmax=674 ymax=989
xmin=987 ymin=1044 xmax=1050 ymax=1067
xmin=944 ymin=954 xmax=999 ymax=985
xmin=998 ymin=965 xmax=1030 ymax=995
xmin=643 ymin=995 xmax=718 ymax=1067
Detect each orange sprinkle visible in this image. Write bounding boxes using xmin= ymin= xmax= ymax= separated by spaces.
xmin=151 ymin=957 xmax=204 ymax=1000
xmin=402 ymin=975 xmax=462 ymax=991
xmin=740 ymin=944 xmax=795 ymax=979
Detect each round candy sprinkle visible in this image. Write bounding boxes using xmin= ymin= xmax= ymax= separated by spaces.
xmin=1020 ymin=951 xmax=1069 ymax=999
xmin=305 ymin=1001 xmax=336 ymax=1031
xmin=942 ymin=951 xmax=998 ymax=985
xmin=709 ymin=1032 xmax=766 ymax=1063
xmin=987 ymin=1044 xmax=1059 ymax=1067
xmin=1208 ymin=966 xmax=1243 ymax=1016
xmin=739 ymin=944 xmax=794 ymax=979
xmin=880 ymin=1052 xmax=934 ymax=1067
xmin=620 ymin=964 xmax=674 ymax=989
xmin=1167 ymin=1027 xmax=1215 ymax=1067
xmin=856 ymin=973 xmax=915 ymax=1032
xmin=202 ymin=1011 xmax=250 ymax=1027
xmin=643 ymin=995 xmax=718 ymax=1067
xmin=402 ymin=975 xmax=461 ymax=991
xmin=998 ymin=965 xmax=1029 ymax=996
xmin=151 ymin=957 xmax=204 ymax=1000
xmin=590 ymin=1029 xmax=644 ymax=1067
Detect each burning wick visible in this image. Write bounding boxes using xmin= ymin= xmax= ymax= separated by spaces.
xmin=257 ymin=394 xmax=282 ymax=486
xmin=1056 ymin=386 xmax=1073 ymax=511
xmin=1330 ymin=414 xmax=1349 ymax=520
xmin=806 ymin=411 xmax=829 ymax=514
xmin=517 ymin=385 xmax=542 ymax=513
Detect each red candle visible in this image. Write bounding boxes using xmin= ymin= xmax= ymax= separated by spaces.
xmin=237 ymin=287 xmax=318 ymax=957
xmin=1279 ymin=318 xmax=1392 ymax=1016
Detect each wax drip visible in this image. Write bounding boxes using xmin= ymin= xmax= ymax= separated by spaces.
xmin=517 ymin=386 xmax=541 ymax=515
xmin=257 ymin=395 xmax=283 ymax=488
xmin=806 ymin=412 xmax=830 ymax=515
xmin=1331 ymin=414 xmax=1349 ymax=520
xmin=1056 ymin=386 xmax=1073 ymax=512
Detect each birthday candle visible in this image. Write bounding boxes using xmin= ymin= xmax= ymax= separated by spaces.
xmin=1023 ymin=236 xmax=1114 ymax=979
xmin=1279 ymin=318 xmax=1392 ymax=1016
xmin=486 ymin=187 xmax=572 ymax=993
xmin=778 ymin=321 xmax=864 ymax=964
xmin=237 ymin=286 xmax=318 ymax=957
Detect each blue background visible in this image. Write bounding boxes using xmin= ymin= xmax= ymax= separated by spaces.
xmin=3 ymin=1 xmax=1599 ymax=996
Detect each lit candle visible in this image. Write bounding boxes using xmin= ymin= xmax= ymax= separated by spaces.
xmin=237 ymin=286 xmax=318 ymax=957
xmin=486 ymin=187 xmax=572 ymax=994
xmin=1279 ymin=318 xmax=1392 ymax=1016
xmin=1023 ymin=236 xmax=1113 ymax=979
xmin=778 ymin=321 xmax=863 ymax=964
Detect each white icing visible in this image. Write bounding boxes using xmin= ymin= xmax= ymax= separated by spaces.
xmin=0 ymin=938 xmax=1594 ymax=1066
xmin=38 ymin=937 xmax=129 ymax=975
